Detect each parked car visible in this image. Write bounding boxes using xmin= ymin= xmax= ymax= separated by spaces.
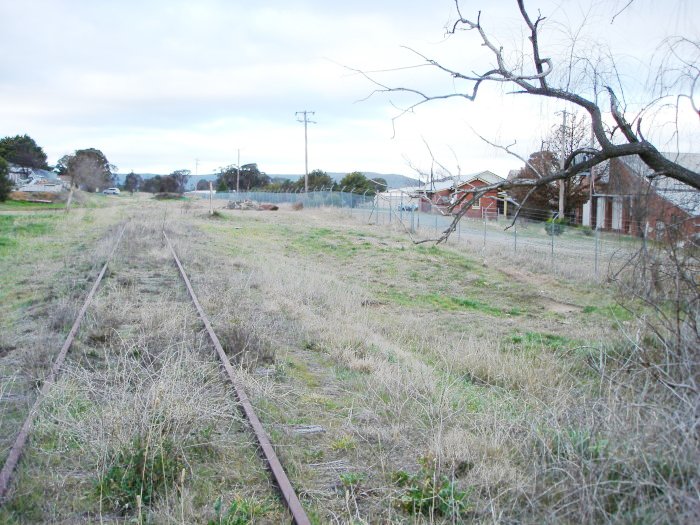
xmin=397 ymin=202 xmax=418 ymax=211
xmin=102 ymin=187 xmax=121 ymax=195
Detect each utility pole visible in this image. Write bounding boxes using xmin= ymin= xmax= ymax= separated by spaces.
xmin=195 ymin=158 xmax=199 ymax=177
xmin=558 ymin=110 xmax=568 ymax=218
xmin=296 ymin=110 xmax=315 ymax=192
xmin=236 ymin=148 xmax=240 ymax=193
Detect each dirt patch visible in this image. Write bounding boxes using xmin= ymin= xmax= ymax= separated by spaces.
xmin=0 ymin=343 xmax=17 ymax=358
xmin=499 ymin=266 xmax=559 ymax=288
xmin=539 ymin=296 xmax=583 ymax=314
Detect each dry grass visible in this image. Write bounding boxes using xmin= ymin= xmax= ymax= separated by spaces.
xmin=2 ymin=197 xmax=696 ymax=523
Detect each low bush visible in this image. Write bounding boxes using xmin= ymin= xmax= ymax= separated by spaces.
xmin=96 ymin=436 xmax=184 ymax=514
xmin=392 ymin=456 xmax=472 ymax=518
xmin=544 ymin=217 xmax=568 ymax=236
xmin=209 ymin=495 xmax=270 ymax=525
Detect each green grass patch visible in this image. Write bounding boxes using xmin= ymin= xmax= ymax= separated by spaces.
xmin=385 ymin=290 xmax=518 ymax=317
xmin=0 ymin=214 xmax=59 ymax=257
xmin=582 ymin=304 xmax=633 ymax=321
xmin=0 ymin=214 xmax=57 ymax=236
xmin=290 ymin=227 xmax=376 ymax=258
xmin=96 ymin=436 xmax=184 ymax=514
xmin=0 ymin=200 xmax=65 ymax=211
xmin=506 ymin=331 xmax=579 ymax=358
xmin=209 ymin=495 xmax=272 ymax=525
xmin=417 ymin=245 xmax=476 ymax=270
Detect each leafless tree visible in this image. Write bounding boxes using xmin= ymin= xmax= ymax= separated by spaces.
xmin=357 ymin=0 xmax=699 ymax=242
xmin=60 ymin=148 xmax=115 ymax=211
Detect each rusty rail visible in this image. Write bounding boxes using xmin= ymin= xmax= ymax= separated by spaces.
xmin=164 ymin=232 xmax=310 ymax=525
xmin=0 ymin=224 xmax=126 ymax=503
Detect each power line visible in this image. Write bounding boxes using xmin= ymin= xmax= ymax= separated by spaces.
xmin=296 ymin=110 xmax=316 ymax=192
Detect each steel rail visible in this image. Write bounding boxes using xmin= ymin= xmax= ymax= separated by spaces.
xmin=0 ymin=224 xmax=127 ymax=503
xmin=163 ymin=232 xmax=310 ymax=525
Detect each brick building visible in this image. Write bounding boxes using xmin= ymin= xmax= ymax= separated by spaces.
xmin=578 ymin=154 xmax=699 ymax=241
xmin=421 ymin=171 xmax=506 ymax=218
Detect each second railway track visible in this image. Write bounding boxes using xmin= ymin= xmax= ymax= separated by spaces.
xmin=0 ymin=216 xmax=309 ymax=523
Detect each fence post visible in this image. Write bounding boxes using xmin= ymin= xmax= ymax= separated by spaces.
xmin=514 ymin=222 xmax=517 ymax=253
xmin=551 ymin=223 xmax=555 ymax=267
xmin=482 ymin=209 xmax=487 ymax=249
xmin=594 ymin=227 xmax=600 ymax=278
xmin=376 ymin=194 xmax=379 ymax=225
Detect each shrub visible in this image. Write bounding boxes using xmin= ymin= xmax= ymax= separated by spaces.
xmin=392 ymin=456 xmax=472 ymax=518
xmin=0 ymin=156 xmax=11 ymax=202
xmin=544 ymin=217 xmax=568 ymax=236
xmin=209 ymin=495 xmax=269 ymax=525
xmin=577 ymin=225 xmax=594 ymax=236
xmin=96 ymin=436 xmax=184 ymax=514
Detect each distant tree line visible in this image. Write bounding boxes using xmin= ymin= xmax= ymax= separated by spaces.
xmin=141 ymin=170 xmax=190 ymax=194
xmin=210 ymin=166 xmax=387 ymax=195
xmin=0 ymin=131 xmax=392 ymax=204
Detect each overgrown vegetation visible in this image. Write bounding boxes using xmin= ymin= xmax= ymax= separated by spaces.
xmin=392 ymin=456 xmax=472 ymax=518
xmin=96 ymin=436 xmax=184 ymax=513
xmin=1 ymin=198 xmax=696 ymax=523
xmin=209 ymin=495 xmax=270 ymax=525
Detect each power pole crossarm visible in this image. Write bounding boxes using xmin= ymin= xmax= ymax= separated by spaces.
xmin=296 ymin=110 xmax=316 ymax=193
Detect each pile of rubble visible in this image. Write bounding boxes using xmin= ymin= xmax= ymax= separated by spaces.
xmin=225 ymin=200 xmax=278 ymax=211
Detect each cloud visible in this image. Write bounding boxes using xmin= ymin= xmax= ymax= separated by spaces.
xmin=1 ymin=0 xmax=698 ymax=176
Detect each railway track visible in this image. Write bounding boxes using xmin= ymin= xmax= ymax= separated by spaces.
xmin=0 ymin=220 xmax=310 ymax=524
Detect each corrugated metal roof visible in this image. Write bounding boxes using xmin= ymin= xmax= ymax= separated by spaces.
xmin=9 ymin=164 xmax=59 ymax=180
xmin=418 ymin=170 xmax=506 ymax=193
xmin=622 ymin=154 xmax=700 ymax=216
xmin=460 ymin=170 xmax=505 ymax=186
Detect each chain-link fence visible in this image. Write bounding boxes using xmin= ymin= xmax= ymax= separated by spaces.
xmin=208 ymin=189 xmax=375 ymax=209
xmin=195 ymin=189 xmax=644 ymax=281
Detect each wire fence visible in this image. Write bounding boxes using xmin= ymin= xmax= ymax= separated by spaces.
xmin=196 ymin=189 xmax=646 ymax=281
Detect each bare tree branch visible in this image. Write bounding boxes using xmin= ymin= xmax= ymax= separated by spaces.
xmin=357 ymin=0 xmax=700 ymax=192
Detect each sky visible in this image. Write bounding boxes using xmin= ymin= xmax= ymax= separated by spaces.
xmin=1 ymin=0 xmax=698 ymax=181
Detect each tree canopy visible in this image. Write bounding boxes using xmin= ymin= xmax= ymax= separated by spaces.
xmin=142 ymin=170 xmax=190 ymax=194
xmin=266 ymin=178 xmax=296 ymax=191
xmin=123 ymin=172 xmax=143 ymax=193
xmin=58 ymin=148 xmax=115 ymax=192
xmin=169 ymin=169 xmax=190 ymax=193
xmin=196 ymin=179 xmax=212 ymax=191
xmin=216 ymin=163 xmax=270 ymax=191
xmin=0 ymin=134 xmax=49 ymax=170
xmin=293 ymin=169 xmax=334 ymax=191
xmin=339 ymin=172 xmax=386 ymax=195
xmin=0 ymin=157 xmax=11 ymax=202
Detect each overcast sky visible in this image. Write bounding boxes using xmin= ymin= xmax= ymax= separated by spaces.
xmin=1 ymin=0 xmax=698 ymax=179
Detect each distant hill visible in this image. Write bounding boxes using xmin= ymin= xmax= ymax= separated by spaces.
xmin=327 ymin=172 xmax=422 ymax=189
xmin=263 ymin=172 xmax=422 ymax=189
xmin=115 ymin=171 xmax=421 ymax=190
